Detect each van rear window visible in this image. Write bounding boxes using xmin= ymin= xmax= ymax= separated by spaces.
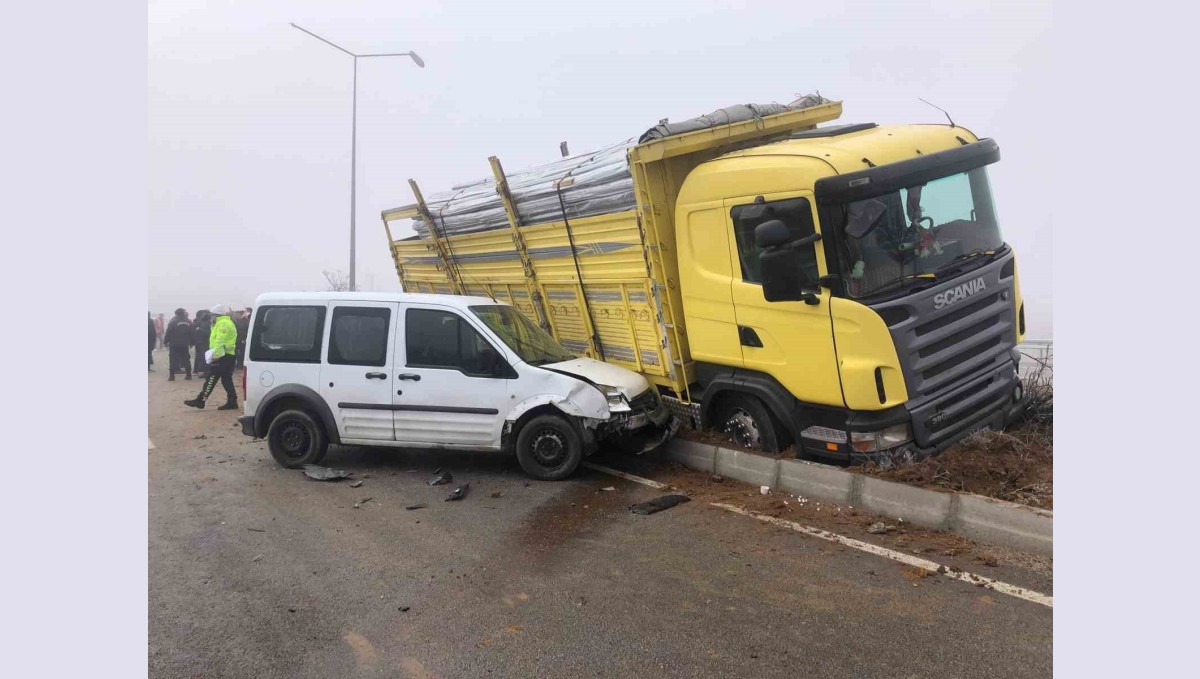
xmin=249 ymin=305 xmax=326 ymax=363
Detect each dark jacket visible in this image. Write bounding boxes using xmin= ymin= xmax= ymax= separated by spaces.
xmin=165 ymin=319 xmax=192 ymax=348
xmin=149 ymin=317 xmax=156 ymax=350
xmin=192 ymin=319 xmax=211 ymax=348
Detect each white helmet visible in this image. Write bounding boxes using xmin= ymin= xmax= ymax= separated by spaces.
xmin=209 ymin=304 xmax=230 ymax=316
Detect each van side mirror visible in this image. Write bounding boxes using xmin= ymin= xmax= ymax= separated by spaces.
xmin=759 ymin=231 xmax=823 ymax=304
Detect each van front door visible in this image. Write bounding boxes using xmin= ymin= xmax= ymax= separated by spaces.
xmin=392 ymin=305 xmax=510 ymax=448
xmin=319 ymin=301 xmax=398 ymax=441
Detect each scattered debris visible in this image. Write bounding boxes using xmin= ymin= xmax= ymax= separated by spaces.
xmin=710 ymin=474 xmax=725 ymax=483
xmin=251 ymin=554 xmax=263 ymax=563
xmin=288 ymin=608 xmax=296 ymax=613
xmin=353 ymin=497 xmax=373 ymax=509
xmin=428 ymin=468 xmax=454 ymax=486
xmin=867 ymin=522 xmax=890 ymax=534
xmin=302 ymin=465 xmax=353 ymax=481
xmin=445 ymin=484 xmax=470 ymax=501
xmin=398 ymin=606 xmax=410 ymax=612
xmin=759 ymin=486 xmax=770 ymax=495
xmin=630 ymin=494 xmax=691 ymax=515
xmin=246 ymin=528 xmax=266 ymax=533
xmin=349 ymin=480 xmax=364 ymax=488
xmin=490 ymin=491 xmax=503 ymax=498
xmin=406 ymin=504 xmax=427 ymax=511
xmin=193 ymin=434 xmax=207 ymax=440
xmin=600 ymin=486 xmax=616 ymax=492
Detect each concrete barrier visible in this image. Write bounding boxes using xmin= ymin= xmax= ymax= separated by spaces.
xmin=713 ymin=448 xmax=779 ymax=489
xmin=663 ymin=438 xmax=1052 ymax=555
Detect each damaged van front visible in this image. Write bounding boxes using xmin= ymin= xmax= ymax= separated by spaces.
xmin=469 ymin=304 xmax=677 ymax=457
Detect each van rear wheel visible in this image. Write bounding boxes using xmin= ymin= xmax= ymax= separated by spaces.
xmin=516 ymin=414 xmax=583 ymax=481
xmin=713 ymin=393 xmax=788 ymax=454
xmin=267 ymin=409 xmax=328 ymax=468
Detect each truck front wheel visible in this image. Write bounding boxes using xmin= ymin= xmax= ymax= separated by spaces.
xmin=516 ymin=414 xmax=583 ymax=481
xmin=712 ymin=393 xmax=788 ymax=454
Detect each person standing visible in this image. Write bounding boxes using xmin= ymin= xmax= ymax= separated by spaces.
xmin=148 ymin=312 xmax=156 ymax=372
xmin=185 ymin=304 xmax=239 ymax=410
xmin=234 ymin=307 xmax=252 ymax=368
xmin=164 ymin=308 xmax=193 ymax=381
xmin=191 ymin=310 xmax=210 ymax=378
xmin=154 ymin=313 xmax=166 ymax=350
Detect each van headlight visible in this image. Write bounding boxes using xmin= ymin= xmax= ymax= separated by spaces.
xmin=595 ymin=384 xmax=629 ymax=410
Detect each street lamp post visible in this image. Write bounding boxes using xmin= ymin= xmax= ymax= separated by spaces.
xmin=290 ymin=23 xmax=424 ymax=292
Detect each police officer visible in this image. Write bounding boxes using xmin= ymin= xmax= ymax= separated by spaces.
xmin=165 ymin=308 xmax=193 ymax=381
xmin=184 ymin=304 xmax=239 ymax=410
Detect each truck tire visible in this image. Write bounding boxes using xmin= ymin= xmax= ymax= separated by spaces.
xmin=516 ymin=414 xmax=583 ymax=481
xmin=712 ymin=393 xmax=788 ymax=453
xmin=266 ymin=409 xmax=328 ymax=468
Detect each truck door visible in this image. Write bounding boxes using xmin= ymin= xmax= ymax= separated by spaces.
xmin=392 ymin=305 xmax=510 ymax=448
xmin=723 ymin=193 xmax=844 ymax=408
xmin=318 ymin=301 xmax=399 ymax=441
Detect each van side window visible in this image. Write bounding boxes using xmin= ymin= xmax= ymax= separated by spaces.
xmin=249 ymin=305 xmax=326 ymax=363
xmin=328 ymin=306 xmax=391 ymax=367
xmin=405 ymin=308 xmax=497 ymax=376
xmin=730 ymin=197 xmax=819 ymax=284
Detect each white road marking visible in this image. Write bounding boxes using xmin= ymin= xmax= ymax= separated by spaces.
xmin=581 ymin=462 xmax=668 ymax=489
xmin=712 ymin=503 xmax=1053 ymax=608
xmin=148 ymin=438 xmax=156 ymax=450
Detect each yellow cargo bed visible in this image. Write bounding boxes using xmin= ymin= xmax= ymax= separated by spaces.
xmin=382 ymin=100 xmax=845 ymax=402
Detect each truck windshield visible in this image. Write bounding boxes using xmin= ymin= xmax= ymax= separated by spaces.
xmin=837 ymin=167 xmax=1004 ymax=299
xmin=469 ymin=305 xmax=575 ymax=366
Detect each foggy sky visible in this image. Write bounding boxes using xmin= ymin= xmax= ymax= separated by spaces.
xmin=149 ymin=0 xmax=1053 ymax=338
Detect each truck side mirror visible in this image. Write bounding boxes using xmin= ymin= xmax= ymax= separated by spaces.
xmin=754 ymin=219 xmax=791 ymax=249
xmin=759 ymin=230 xmax=823 ymax=305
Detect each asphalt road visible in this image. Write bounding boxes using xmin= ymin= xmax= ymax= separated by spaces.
xmin=149 ymin=365 xmax=1052 ymax=678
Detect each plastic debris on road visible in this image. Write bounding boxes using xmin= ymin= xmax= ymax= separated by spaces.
xmin=629 ymin=494 xmax=691 ymax=515
xmin=428 ymin=468 xmax=453 ymax=486
xmin=302 ymin=465 xmax=353 ymax=481
xmin=353 ymin=497 xmax=373 ymax=509
xmin=349 ymin=480 xmax=364 ymax=488
xmin=445 ymin=484 xmax=470 ymax=501
xmin=405 ymin=503 xmax=427 ymax=511
xmin=760 ymin=485 xmax=770 ymax=495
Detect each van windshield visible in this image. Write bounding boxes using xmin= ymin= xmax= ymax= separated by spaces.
xmin=837 ymin=167 xmax=1005 ymax=299
xmin=469 ymin=305 xmax=575 ymax=366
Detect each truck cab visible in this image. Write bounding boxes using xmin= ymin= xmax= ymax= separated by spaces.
xmin=675 ymin=123 xmax=1024 ymax=460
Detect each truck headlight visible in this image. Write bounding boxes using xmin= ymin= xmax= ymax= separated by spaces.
xmin=850 ymin=423 xmax=912 ymax=453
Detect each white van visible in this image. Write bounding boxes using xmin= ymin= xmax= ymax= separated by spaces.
xmin=237 ymin=292 xmax=676 ymax=480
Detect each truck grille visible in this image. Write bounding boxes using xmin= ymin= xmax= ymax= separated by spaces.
xmin=869 ymin=252 xmax=1019 ymax=447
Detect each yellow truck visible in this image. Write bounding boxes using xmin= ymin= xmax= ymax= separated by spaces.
xmin=381 ymin=95 xmax=1026 ymax=462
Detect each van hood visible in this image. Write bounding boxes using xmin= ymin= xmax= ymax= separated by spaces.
xmin=540 ymin=357 xmax=651 ymax=399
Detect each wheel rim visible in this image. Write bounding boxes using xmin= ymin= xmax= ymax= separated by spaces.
xmin=278 ymin=422 xmax=311 ymax=458
xmin=722 ymin=408 xmax=763 ymax=449
xmin=530 ymin=427 xmax=568 ymax=468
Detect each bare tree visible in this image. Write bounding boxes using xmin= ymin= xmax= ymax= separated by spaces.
xmin=323 ymin=270 xmax=355 ymax=292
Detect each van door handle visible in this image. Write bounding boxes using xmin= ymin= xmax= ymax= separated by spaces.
xmin=365 ymin=372 xmax=387 ymax=379
xmin=397 ymin=373 xmax=421 ymax=381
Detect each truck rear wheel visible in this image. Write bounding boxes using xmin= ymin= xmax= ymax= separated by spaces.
xmin=516 ymin=414 xmax=583 ymax=481
xmin=713 ymin=393 xmax=788 ymax=454
xmin=266 ymin=409 xmax=328 ymax=468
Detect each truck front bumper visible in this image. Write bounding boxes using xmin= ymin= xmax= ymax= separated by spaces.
xmin=800 ymin=362 xmax=1022 ymax=465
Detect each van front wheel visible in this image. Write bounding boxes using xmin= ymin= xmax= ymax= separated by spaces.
xmin=267 ymin=409 xmax=328 ymax=468
xmin=516 ymin=415 xmax=583 ymax=481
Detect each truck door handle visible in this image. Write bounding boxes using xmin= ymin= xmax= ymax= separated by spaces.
xmin=365 ymin=372 xmax=387 ymax=379
xmin=397 ymin=373 xmax=422 ymax=381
